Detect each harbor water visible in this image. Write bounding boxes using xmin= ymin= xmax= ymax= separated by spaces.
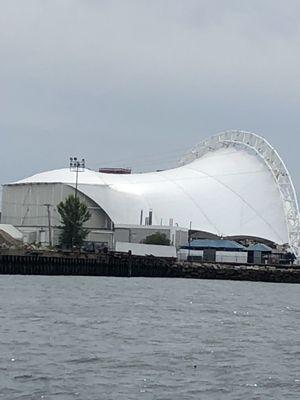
xmin=0 ymin=276 xmax=299 ymax=399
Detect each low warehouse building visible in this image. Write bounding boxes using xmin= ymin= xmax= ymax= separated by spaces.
xmin=115 ymin=242 xmax=177 ymax=258
xmin=114 ymin=224 xmax=188 ymax=248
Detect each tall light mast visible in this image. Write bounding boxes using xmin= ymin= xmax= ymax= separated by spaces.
xmin=69 ymin=157 xmax=85 ymax=199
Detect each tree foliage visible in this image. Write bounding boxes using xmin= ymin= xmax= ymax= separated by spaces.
xmin=142 ymin=232 xmax=170 ymax=246
xmin=57 ymin=195 xmax=91 ymax=249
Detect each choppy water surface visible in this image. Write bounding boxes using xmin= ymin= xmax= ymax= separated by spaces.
xmin=0 ymin=276 xmax=299 ymax=400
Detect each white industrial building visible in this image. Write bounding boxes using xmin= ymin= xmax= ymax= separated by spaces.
xmin=1 ymin=130 xmax=299 ymax=255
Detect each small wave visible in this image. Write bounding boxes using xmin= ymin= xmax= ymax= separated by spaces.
xmin=31 ymin=376 xmax=51 ymax=382
xmin=14 ymin=374 xmax=33 ymax=380
xmin=66 ymin=356 xmax=102 ymax=364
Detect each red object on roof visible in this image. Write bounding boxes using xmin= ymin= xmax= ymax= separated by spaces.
xmin=99 ymin=167 xmax=131 ymax=174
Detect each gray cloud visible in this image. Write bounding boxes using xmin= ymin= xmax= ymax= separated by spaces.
xmin=1 ymin=0 xmax=300 ymax=196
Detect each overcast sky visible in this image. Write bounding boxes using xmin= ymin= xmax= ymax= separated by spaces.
xmin=1 ymin=0 xmax=300 ymax=195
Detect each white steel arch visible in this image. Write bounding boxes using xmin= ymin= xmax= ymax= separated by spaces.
xmin=179 ymin=129 xmax=300 ymax=256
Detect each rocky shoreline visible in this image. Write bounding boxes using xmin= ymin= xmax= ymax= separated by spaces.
xmin=167 ymin=262 xmax=300 ymax=283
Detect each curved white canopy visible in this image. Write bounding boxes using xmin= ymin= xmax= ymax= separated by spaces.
xmin=13 ymin=130 xmax=300 ymax=254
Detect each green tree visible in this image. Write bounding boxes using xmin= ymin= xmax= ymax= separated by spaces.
xmin=142 ymin=232 xmax=170 ymax=246
xmin=57 ymin=195 xmax=91 ymax=249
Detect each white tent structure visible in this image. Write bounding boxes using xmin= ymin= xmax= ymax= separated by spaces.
xmin=2 ymin=130 xmax=300 ymax=255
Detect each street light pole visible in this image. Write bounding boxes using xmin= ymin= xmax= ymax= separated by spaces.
xmin=69 ymin=157 xmax=85 ymax=199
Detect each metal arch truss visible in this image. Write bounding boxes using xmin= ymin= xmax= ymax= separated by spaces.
xmin=179 ymin=129 xmax=300 ymax=256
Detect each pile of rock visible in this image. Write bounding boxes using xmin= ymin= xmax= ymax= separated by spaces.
xmin=167 ymin=262 xmax=300 ymax=284
xmin=0 ymin=229 xmax=22 ymax=249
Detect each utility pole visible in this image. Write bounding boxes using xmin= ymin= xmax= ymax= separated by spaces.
xmin=43 ymin=204 xmax=52 ymax=247
xmin=188 ymin=221 xmax=192 ymax=260
xmin=69 ymin=157 xmax=85 ymax=199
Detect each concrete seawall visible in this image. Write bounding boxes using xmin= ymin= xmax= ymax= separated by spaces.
xmin=0 ymin=254 xmax=299 ymax=283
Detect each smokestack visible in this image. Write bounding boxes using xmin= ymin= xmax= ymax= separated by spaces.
xmin=149 ymin=210 xmax=153 ymax=226
xmin=140 ymin=209 xmax=143 ymax=225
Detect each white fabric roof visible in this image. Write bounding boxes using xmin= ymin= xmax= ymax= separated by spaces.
xmin=14 ymin=145 xmax=289 ymax=245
